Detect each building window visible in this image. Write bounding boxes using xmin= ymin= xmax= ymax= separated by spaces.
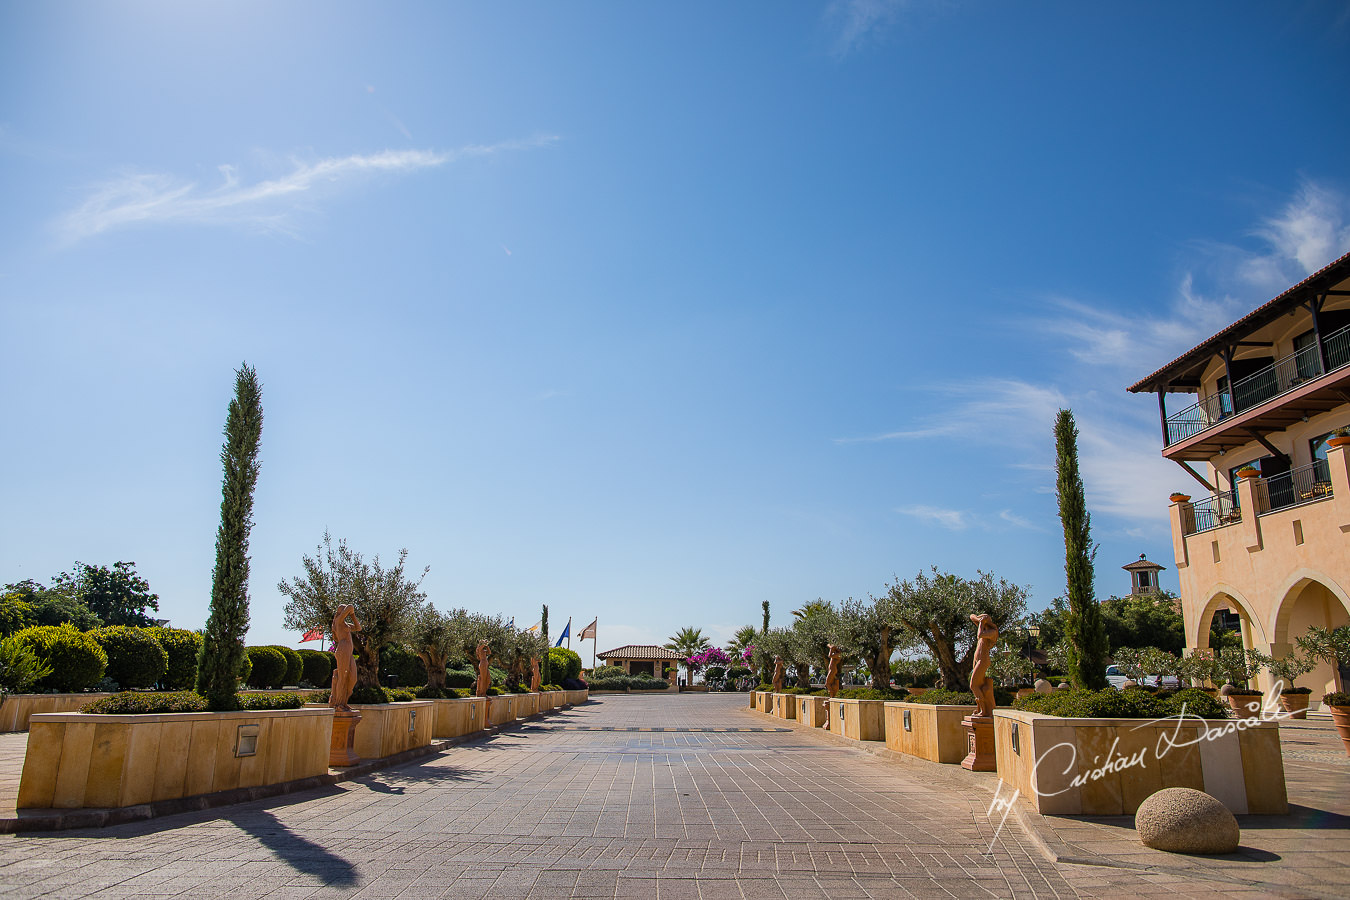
xmin=1294 ymin=329 xmax=1321 ymax=380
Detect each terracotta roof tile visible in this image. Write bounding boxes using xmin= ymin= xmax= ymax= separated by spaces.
xmin=595 ymin=644 xmax=683 ymax=660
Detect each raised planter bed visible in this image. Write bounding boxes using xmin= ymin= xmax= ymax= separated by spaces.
xmin=796 ymin=695 xmax=827 ymax=728
xmin=993 ymin=708 xmax=1288 ymax=815
xmin=487 ymin=695 xmax=519 ymax=727
xmin=0 ymin=693 xmax=115 ymax=732
xmin=883 ymin=702 xmax=971 ymax=764
xmin=563 ymin=689 xmax=589 ymax=706
xmin=771 ymin=693 xmax=797 ymax=719
xmin=426 ymin=697 xmax=488 ymax=739
xmin=19 ymin=707 xmax=333 ymax=810
xmin=826 ymin=698 xmax=885 ymax=742
xmin=350 ymin=701 xmax=433 ymax=761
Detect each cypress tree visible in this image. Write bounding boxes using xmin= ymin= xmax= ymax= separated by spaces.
xmin=197 ymin=364 xmax=263 ymax=710
xmin=540 ymin=604 xmax=550 ymax=684
xmin=1054 ymin=409 xmax=1108 ymax=689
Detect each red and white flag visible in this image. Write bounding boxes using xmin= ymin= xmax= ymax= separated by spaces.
xmin=300 ymin=629 xmax=324 ymax=643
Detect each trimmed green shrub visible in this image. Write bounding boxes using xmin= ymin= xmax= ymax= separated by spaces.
xmin=378 ymin=642 xmax=426 ymax=687
xmin=484 ymin=685 xmax=502 ymax=696
xmin=147 ymin=628 xmax=202 ymax=690
xmin=443 ymin=668 xmax=476 ymax=688
xmin=82 ymin=691 xmax=208 ymax=714
xmin=838 ymin=687 xmax=908 ymax=701
xmin=238 ymin=649 xmax=252 ymax=684
xmin=263 ymin=645 xmax=303 ymax=686
xmin=541 ymin=684 xmax=562 ymax=692
xmin=350 ymin=684 xmax=389 ymax=704
xmin=415 ymin=684 xmax=449 ymax=699
xmin=89 ymin=626 xmax=168 ymax=689
xmin=727 ymin=666 xmax=751 ymax=680
xmin=304 ymin=689 xmax=330 ymax=703
xmin=15 ymin=623 xmax=107 ymax=692
xmin=906 ymin=689 xmax=976 ymax=705
xmin=489 ymin=665 xmax=508 ymax=687
xmin=238 ymin=691 xmax=304 ymax=710
xmin=298 ymin=649 xmax=335 ymax=687
xmin=245 ymin=646 xmax=287 ymax=689
xmin=1014 ymin=686 xmax=1229 ymax=720
xmin=388 ymin=688 xmax=416 ymax=702
xmin=755 ymin=683 xmax=773 ymax=692
xmin=591 ymin=665 xmax=626 ymax=679
xmin=548 ymin=646 xmax=583 ymax=682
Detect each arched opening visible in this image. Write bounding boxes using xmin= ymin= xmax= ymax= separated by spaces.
xmin=1190 ymin=588 xmax=1266 ymax=653
xmin=1271 ymin=578 xmax=1350 ymax=695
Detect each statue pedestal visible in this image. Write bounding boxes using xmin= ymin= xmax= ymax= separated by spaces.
xmin=330 ymin=708 xmax=362 ymax=767
xmin=960 ymin=714 xmax=995 ymax=772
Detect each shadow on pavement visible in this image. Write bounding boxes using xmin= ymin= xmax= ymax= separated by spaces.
xmin=230 ymin=807 xmax=358 ymax=887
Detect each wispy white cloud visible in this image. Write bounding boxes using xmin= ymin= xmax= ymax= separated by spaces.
xmin=1245 ymin=179 xmax=1350 ymax=286
xmin=896 ymin=504 xmax=1043 ymax=533
xmin=825 ymin=0 xmax=943 ymax=58
xmin=57 ymin=135 xmax=559 ymax=244
xmin=835 ymin=379 xmax=1066 ymax=445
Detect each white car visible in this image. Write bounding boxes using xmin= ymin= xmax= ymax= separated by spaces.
xmin=1105 ymin=666 xmax=1180 ymax=690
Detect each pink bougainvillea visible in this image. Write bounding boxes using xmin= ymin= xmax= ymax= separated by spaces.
xmin=685 ymin=647 xmax=733 ymax=671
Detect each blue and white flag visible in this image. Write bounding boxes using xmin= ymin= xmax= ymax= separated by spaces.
xmin=555 ymin=620 xmax=571 ymax=646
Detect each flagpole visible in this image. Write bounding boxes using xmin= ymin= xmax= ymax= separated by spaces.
xmin=567 ymin=617 xmax=572 ymax=650
xmin=592 ymin=618 xmax=597 ymax=670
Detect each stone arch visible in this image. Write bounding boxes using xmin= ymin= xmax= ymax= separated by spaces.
xmin=1190 ymin=584 xmax=1268 ymax=651
xmin=1270 ymin=569 xmax=1350 ymax=648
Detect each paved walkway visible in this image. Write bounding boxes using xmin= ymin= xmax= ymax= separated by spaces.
xmin=0 ymin=695 xmax=1346 ymax=898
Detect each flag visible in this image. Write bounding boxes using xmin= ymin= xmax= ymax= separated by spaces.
xmin=555 ymin=620 xmax=571 ymax=646
xmin=300 ymin=629 xmax=324 ymax=643
xmin=579 ymin=618 xmax=598 ymax=640
xmin=526 ymin=621 xmax=541 ymax=633
xmin=507 ymin=617 xmax=514 ymax=628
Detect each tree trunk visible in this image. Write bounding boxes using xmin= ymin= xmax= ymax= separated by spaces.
xmin=870 ymin=627 xmax=891 ymax=691
xmin=796 ymin=665 xmax=811 ymax=689
xmin=418 ymin=649 xmax=446 ymax=689
xmin=932 ymin=634 xmax=965 ymax=691
xmin=355 ymin=634 xmax=380 ymax=688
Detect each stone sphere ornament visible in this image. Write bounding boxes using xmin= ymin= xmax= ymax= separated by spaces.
xmin=1135 ymin=788 xmax=1240 ymax=854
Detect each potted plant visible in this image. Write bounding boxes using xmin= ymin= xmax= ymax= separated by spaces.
xmin=1297 ymin=625 xmax=1350 ymax=753
xmin=1180 ymin=650 xmax=1219 ymax=694
xmin=1255 ymin=650 xmax=1315 ymax=718
xmin=1169 ymin=492 xmax=1191 ymax=504
xmin=1215 ymin=647 xmax=1264 ymax=715
xmin=1327 ymin=426 xmax=1350 ymax=449
xmin=1235 ymin=465 xmax=1261 ymax=480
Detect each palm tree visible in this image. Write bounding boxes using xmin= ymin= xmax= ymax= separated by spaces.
xmin=665 ymin=626 xmax=711 ymax=685
xmin=792 ymin=599 xmax=832 ymax=620
xmin=726 ymin=625 xmax=758 ymax=661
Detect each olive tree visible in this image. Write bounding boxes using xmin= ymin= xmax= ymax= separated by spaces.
xmin=887 ymin=568 xmax=1027 ymax=690
xmin=833 ymin=596 xmax=896 ymax=691
xmin=410 ymin=605 xmax=471 ymax=691
xmin=790 ymin=602 xmax=839 ymax=688
xmin=279 ymin=533 xmax=429 ymax=689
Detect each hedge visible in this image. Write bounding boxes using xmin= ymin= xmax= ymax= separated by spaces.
xmin=548 ymin=647 xmax=583 ymax=683
xmin=350 ymin=684 xmax=389 ymax=704
xmin=245 ymin=646 xmax=287 ymax=689
xmin=147 ymin=627 xmax=202 ymax=690
xmin=298 ymin=648 xmax=335 ymax=687
xmin=837 ymin=687 xmax=908 ymax=701
xmin=263 ymin=645 xmax=303 ymax=686
xmin=444 ymin=668 xmax=476 ymax=689
xmin=1013 ymin=687 xmax=1229 ymax=719
xmin=89 ymin=626 xmax=168 ymax=690
xmin=83 ymin=691 xmax=208 ymax=714
xmin=14 ymin=623 xmax=107 ymax=692
xmin=238 ymin=691 xmax=305 ymax=710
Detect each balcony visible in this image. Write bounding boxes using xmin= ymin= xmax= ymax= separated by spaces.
xmin=1160 ymin=323 xmax=1350 ymax=459
xmin=1254 ymin=459 xmax=1334 ymax=514
xmin=1179 ymin=489 xmax=1240 ymax=536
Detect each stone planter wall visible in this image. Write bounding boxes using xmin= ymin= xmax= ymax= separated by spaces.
xmin=883 ymin=702 xmax=971 ymax=764
xmin=350 ymin=702 xmax=433 ymax=760
xmin=0 ymin=693 xmax=115 ymax=732
xmin=563 ymin=689 xmax=589 ymax=705
xmin=770 ymin=693 xmax=797 ymax=719
xmin=993 ymin=709 xmax=1288 ymax=815
xmin=19 ymin=707 xmax=333 ymax=810
xmin=825 ymin=698 xmax=885 ymax=742
xmin=427 ymin=697 xmax=488 ymax=738
xmin=796 ymin=695 xmax=827 ymax=728
xmin=516 ymin=693 xmax=539 ymax=717
xmin=487 ymin=695 xmax=520 ymax=727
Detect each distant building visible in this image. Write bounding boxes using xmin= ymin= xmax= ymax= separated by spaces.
xmin=1128 ymin=251 xmax=1350 ymax=694
xmin=1121 ymin=554 xmax=1166 ymax=596
xmin=594 ymin=644 xmax=681 ymax=679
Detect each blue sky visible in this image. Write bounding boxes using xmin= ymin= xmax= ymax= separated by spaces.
xmin=3 ymin=2 xmax=1349 ymax=653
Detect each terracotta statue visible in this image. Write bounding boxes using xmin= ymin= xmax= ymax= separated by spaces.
xmin=825 ymin=644 xmax=842 ymax=697
xmin=330 ymin=604 xmax=362 ymax=712
xmin=475 ymin=640 xmax=493 ymax=697
xmin=772 ymin=656 xmax=785 ymax=692
xmin=530 ymin=656 xmax=542 ymax=693
xmin=969 ymin=613 xmax=999 ymax=718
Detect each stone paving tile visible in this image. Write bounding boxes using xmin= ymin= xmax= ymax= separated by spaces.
xmin=0 ymin=694 xmax=1340 ymax=898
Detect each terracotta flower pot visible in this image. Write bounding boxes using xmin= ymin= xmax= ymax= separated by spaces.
xmin=1236 ymin=466 xmax=1261 ymax=480
xmin=1227 ymin=694 xmax=1262 ymax=717
xmin=1329 ymin=706 xmax=1350 ymax=756
xmin=1280 ymin=692 xmax=1310 ymax=720
xmin=1169 ymin=493 xmax=1191 ymax=504
xmin=1327 ymin=436 xmax=1350 ymax=449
